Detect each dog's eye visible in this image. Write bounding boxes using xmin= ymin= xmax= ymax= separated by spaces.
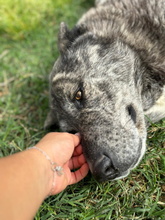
xmin=75 ymin=90 xmax=83 ymax=101
xmin=74 ymin=88 xmax=84 ymax=109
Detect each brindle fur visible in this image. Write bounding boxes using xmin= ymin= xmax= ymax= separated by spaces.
xmin=45 ymin=0 xmax=165 ymax=182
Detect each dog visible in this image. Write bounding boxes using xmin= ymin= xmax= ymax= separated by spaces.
xmin=45 ymin=0 xmax=165 ymax=182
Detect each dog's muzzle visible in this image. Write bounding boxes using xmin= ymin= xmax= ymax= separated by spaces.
xmin=90 ymin=153 xmax=130 ymax=182
xmin=83 ymin=139 xmax=143 ymax=182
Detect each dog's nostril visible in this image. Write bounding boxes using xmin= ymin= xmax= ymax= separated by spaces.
xmin=104 ymin=165 xmax=117 ymax=175
xmin=105 ymin=166 xmax=110 ymax=173
xmin=93 ymin=153 xmax=119 ymax=181
xmin=103 ymin=154 xmax=119 ymax=176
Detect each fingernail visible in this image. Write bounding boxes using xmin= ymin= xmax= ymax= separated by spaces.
xmin=75 ymin=133 xmax=81 ymax=137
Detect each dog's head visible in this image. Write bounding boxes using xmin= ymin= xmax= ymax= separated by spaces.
xmin=45 ymin=23 xmax=147 ymax=182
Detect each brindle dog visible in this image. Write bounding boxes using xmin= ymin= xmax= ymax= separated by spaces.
xmin=45 ymin=0 xmax=165 ymax=182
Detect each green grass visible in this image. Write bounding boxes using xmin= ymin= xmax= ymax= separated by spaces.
xmin=0 ymin=0 xmax=165 ymax=219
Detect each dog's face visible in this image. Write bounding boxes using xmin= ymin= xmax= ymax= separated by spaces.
xmin=47 ymin=26 xmax=147 ymax=182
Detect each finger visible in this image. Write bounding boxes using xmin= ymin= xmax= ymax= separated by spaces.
xmin=73 ymin=144 xmax=83 ymax=156
xmin=37 ymin=132 xmax=80 ymax=149
xmin=68 ymin=154 xmax=87 ymax=170
xmin=69 ymin=163 xmax=89 ymax=185
xmin=69 ymin=133 xmax=81 ymax=148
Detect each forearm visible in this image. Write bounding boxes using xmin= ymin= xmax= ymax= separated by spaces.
xmin=0 ymin=132 xmax=89 ymax=220
xmin=0 ymin=150 xmax=51 ymax=220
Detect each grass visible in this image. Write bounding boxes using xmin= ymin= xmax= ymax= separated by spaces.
xmin=0 ymin=0 xmax=165 ymax=219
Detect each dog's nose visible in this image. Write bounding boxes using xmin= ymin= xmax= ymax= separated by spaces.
xmin=92 ymin=154 xmax=119 ymax=182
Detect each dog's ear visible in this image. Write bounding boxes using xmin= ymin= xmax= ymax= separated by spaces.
xmin=58 ymin=22 xmax=87 ymax=54
xmin=58 ymin=22 xmax=71 ymax=54
xmin=44 ymin=110 xmax=59 ymax=130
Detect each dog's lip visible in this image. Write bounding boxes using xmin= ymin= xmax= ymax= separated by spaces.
xmin=130 ymin=138 xmax=143 ymax=169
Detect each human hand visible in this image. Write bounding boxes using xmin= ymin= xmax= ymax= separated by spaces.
xmin=36 ymin=132 xmax=89 ymax=195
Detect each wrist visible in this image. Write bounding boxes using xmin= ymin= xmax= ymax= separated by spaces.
xmin=27 ymin=146 xmax=64 ymax=197
xmin=26 ymin=147 xmax=53 ymax=198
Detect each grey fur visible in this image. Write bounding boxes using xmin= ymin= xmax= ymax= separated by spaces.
xmin=45 ymin=0 xmax=165 ymax=182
